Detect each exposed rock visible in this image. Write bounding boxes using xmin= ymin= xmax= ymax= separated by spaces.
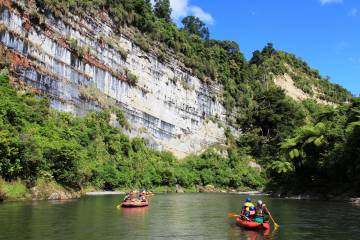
xmin=0 ymin=3 xmax=226 ymax=157
xmin=205 ymin=184 xmax=215 ymax=192
xmin=196 ymin=185 xmax=206 ymax=193
xmin=274 ymin=74 xmax=309 ymax=101
xmin=274 ymin=73 xmax=332 ymax=105
xmin=47 ymin=190 xmax=81 ymax=200
xmin=30 ymin=182 xmax=82 ymax=200
xmin=248 ymin=161 xmax=261 ymax=171
xmin=175 ymin=184 xmax=184 ymax=193
xmin=350 ymin=198 xmax=360 ymax=204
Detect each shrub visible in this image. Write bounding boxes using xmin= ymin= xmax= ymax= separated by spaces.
xmin=0 ymin=179 xmax=28 ymax=200
xmin=124 ymin=68 xmax=138 ymax=86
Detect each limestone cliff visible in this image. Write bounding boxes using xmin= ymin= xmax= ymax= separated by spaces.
xmin=0 ymin=0 xmax=226 ymax=158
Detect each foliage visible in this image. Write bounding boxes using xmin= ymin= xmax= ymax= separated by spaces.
xmin=124 ymin=68 xmax=138 ymax=86
xmin=272 ymin=98 xmax=360 ymax=193
xmin=8 ymin=1 xmax=357 ymax=195
xmin=249 ymin=47 xmax=351 ymax=104
xmin=0 ymin=72 xmax=264 ymax=192
xmin=181 ymin=16 xmax=209 ymax=40
xmin=79 ymin=84 xmax=115 ymax=108
xmin=0 ymin=179 xmax=28 ymax=200
xmin=31 ymin=0 xmax=351 ymax=110
xmin=154 ymin=0 xmax=171 ymax=22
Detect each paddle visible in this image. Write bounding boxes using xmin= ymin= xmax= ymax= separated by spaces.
xmin=227 ymin=212 xmax=240 ymax=218
xmin=264 ymin=206 xmax=279 ymax=229
xmin=227 ymin=212 xmax=251 ymax=221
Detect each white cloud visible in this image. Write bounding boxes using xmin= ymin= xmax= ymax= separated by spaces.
xmin=349 ymin=8 xmax=358 ymax=16
xmin=320 ymin=0 xmax=343 ymax=5
xmin=170 ymin=0 xmax=189 ymax=19
xmin=169 ymin=0 xmax=214 ymax=24
xmin=151 ymin=0 xmax=214 ymax=24
xmin=189 ymin=6 xmax=214 ymax=24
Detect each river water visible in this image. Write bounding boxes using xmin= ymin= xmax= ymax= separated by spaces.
xmin=0 ymin=193 xmax=360 ymax=240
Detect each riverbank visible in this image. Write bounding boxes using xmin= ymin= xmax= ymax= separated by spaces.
xmin=2 ymin=180 xmax=357 ymax=203
xmin=270 ymin=186 xmax=360 ymax=203
xmin=0 ymin=179 xmax=265 ymax=202
xmin=0 ymin=179 xmax=82 ymax=202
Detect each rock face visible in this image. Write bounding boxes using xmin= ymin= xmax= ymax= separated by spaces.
xmin=0 ymin=1 xmax=226 ymax=157
xmin=274 ymin=73 xmax=333 ymax=105
xmin=30 ymin=184 xmax=82 ymax=200
xmin=175 ymin=184 xmax=184 ymax=193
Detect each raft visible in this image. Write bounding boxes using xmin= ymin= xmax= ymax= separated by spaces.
xmin=121 ymin=199 xmax=149 ymax=208
xmin=236 ymin=217 xmax=270 ymax=230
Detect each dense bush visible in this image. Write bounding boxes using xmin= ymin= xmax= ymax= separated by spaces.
xmin=0 ymin=72 xmax=264 ymax=191
xmin=270 ymin=98 xmax=360 ymax=193
xmin=8 ymin=1 xmax=356 ymax=195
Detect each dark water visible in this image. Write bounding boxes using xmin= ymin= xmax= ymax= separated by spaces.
xmin=0 ymin=193 xmax=360 ymax=240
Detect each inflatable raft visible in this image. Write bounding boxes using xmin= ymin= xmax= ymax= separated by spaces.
xmin=236 ymin=217 xmax=270 ymax=230
xmin=121 ymin=200 xmax=149 ymax=208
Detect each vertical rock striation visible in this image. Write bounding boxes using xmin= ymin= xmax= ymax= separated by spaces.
xmin=0 ymin=1 xmax=226 ymax=157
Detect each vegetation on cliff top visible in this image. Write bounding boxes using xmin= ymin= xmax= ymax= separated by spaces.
xmin=31 ymin=0 xmax=351 ymax=105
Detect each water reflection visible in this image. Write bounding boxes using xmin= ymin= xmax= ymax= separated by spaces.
xmin=236 ymin=226 xmax=275 ymax=240
xmin=1 ymin=194 xmax=360 ymax=240
xmin=121 ymin=207 xmax=149 ymax=216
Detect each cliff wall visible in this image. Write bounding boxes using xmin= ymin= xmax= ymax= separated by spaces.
xmin=0 ymin=1 xmax=226 ymax=158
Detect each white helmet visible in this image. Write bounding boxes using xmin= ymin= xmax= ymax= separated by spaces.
xmin=257 ymin=200 xmax=263 ymax=205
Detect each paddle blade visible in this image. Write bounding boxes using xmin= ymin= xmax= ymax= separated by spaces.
xmin=227 ymin=212 xmax=239 ymax=218
xmin=274 ymin=223 xmax=280 ymax=229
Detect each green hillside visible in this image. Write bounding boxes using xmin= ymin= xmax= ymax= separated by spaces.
xmin=1 ymin=0 xmax=358 ymax=199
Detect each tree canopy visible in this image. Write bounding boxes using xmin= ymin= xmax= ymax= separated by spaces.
xmin=181 ymin=16 xmax=210 ymax=40
xmin=154 ymin=0 xmax=171 ymax=21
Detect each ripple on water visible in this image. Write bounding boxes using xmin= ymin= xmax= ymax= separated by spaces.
xmin=0 ymin=193 xmax=360 ymax=240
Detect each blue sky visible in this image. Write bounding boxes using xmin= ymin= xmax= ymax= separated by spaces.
xmin=169 ymin=0 xmax=360 ymax=95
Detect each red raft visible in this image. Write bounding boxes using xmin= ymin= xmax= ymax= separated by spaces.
xmin=236 ymin=217 xmax=270 ymax=230
xmin=121 ymin=200 xmax=149 ymax=208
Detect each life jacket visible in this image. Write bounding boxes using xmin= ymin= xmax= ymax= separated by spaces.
xmin=249 ymin=209 xmax=256 ymax=216
xmin=256 ymin=207 xmax=264 ymax=217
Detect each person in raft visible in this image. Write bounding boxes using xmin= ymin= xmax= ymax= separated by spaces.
xmin=123 ymin=192 xmax=130 ymax=202
xmin=241 ymin=198 xmax=255 ymax=219
xmin=139 ymin=192 xmax=145 ymax=201
xmin=254 ymin=200 xmax=268 ymax=223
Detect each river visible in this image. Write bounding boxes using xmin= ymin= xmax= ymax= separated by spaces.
xmin=0 ymin=193 xmax=360 ymax=240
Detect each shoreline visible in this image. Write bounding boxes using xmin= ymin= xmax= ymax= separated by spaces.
xmin=84 ymin=190 xmax=269 ymax=196
xmin=85 ymin=191 xmax=125 ymax=196
xmin=1 ymin=182 xmax=358 ymax=203
xmin=1 ymin=191 xmax=358 ymax=204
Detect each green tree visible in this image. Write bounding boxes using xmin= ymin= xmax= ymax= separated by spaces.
xmin=181 ymin=16 xmax=209 ymax=40
xmin=154 ymin=0 xmax=171 ymax=21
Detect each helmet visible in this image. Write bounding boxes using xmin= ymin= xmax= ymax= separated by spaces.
xmin=246 ymin=198 xmax=251 ymax=202
xmin=257 ymin=200 xmax=263 ymax=206
xmin=250 ymin=206 xmax=255 ymax=211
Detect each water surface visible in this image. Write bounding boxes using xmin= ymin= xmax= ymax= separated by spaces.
xmin=0 ymin=193 xmax=359 ymax=240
